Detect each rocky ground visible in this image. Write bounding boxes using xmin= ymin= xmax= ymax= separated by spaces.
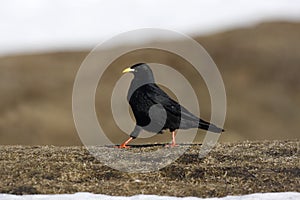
xmin=0 ymin=140 xmax=299 ymax=198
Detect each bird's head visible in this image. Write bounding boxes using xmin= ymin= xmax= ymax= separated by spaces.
xmin=122 ymin=63 xmax=155 ymax=82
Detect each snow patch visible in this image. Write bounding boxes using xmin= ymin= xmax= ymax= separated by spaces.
xmin=0 ymin=192 xmax=299 ymax=200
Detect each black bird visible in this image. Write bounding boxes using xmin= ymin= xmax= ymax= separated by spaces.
xmin=119 ymin=63 xmax=224 ymax=148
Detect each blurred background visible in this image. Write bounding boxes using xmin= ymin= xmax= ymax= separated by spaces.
xmin=0 ymin=0 xmax=299 ymax=145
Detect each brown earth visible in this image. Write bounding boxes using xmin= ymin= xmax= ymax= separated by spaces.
xmin=0 ymin=21 xmax=299 ymax=145
xmin=0 ymin=140 xmax=299 ymax=197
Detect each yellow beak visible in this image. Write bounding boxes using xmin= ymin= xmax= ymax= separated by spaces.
xmin=122 ymin=67 xmax=135 ymax=73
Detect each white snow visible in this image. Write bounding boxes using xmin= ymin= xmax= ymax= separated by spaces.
xmin=0 ymin=192 xmax=299 ymax=200
xmin=0 ymin=0 xmax=300 ymax=56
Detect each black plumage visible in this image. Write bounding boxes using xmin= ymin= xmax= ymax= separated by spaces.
xmin=119 ymin=63 xmax=224 ymax=148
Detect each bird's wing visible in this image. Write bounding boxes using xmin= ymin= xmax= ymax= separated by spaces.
xmin=144 ymin=83 xmax=222 ymax=132
xmin=145 ymin=84 xmax=200 ymax=122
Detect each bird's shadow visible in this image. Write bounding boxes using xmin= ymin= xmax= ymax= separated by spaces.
xmin=110 ymin=143 xmax=203 ymax=148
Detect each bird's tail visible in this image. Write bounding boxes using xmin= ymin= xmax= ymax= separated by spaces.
xmin=198 ymin=119 xmax=224 ymax=133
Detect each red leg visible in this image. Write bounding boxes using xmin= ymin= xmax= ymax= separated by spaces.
xmin=118 ymin=137 xmax=133 ymax=148
xmin=165 ymin=131 xmax=178 ymax=147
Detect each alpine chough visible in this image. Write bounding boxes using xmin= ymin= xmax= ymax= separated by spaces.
xmin=119 ymin=63 xmax=224 ymax=148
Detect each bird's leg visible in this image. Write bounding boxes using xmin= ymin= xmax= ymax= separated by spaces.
xmin=118 ymin=126 xmax=141 ymax=148
xmin=119 ymin=137 xmax=133 ymax=148
xmin=171 ymin=131 xmax=178 ymax=147
xmin=166 ymin=131 xmax=178 ymax=147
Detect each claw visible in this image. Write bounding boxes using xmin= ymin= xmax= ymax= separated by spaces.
xmin=118 ymin=144 xmax=131 ymax=149
xmin=165 ymin=143 xmax=179 ymax=148
xmin=117 ymin=137 xmax=133 ymax=149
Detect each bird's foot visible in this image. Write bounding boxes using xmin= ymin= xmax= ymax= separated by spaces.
xmin=116 ymin=137 xmax=133 ymax=149
xmin=116 ymin=144 xmax=131 ymax=149
xmin=165 ymin=143 xmax=179 ymax=148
